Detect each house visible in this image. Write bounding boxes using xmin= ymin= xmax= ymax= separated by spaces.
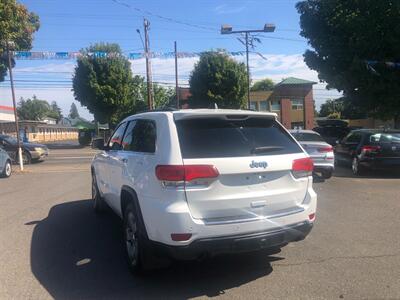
xmin=0 ymin=105 xmax=15 ymax=123
xmin=249 ymin=77 xmax=316 ymax=130
xmin=177 ymin=77 xmax=316 ymax=130
xmin=41 ymin=116 xmax=57 ymax=125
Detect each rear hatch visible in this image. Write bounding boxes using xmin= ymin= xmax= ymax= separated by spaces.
xmin=367 ymin=132 xmax=400 ymax=158
xmin=174 ymin=113 xmax=311 ymax=223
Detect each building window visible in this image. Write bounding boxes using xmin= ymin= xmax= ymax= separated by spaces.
xmin=291 ymin=122 xmax=304 ymax=129
xmin=291 ymin=99 xmax=304 ymax=110
xmin=250 ymin=102 xmax=257 ymax=111
xmin=259 ymin=101 xmax=268 ymax=111
xmin=271 ymin=100 xmax=280 ymax=111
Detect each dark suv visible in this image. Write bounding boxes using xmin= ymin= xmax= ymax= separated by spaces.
xmin=335 ymin=129 xmax=400 ymax=175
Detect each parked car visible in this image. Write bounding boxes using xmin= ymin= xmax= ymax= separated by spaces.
xmin=0 ymin=147 xmax=12 ymax=178
xmin=91 ymin=109 xmax=317 ymax=273
xmin=335 ymin=129 xmax=400 ymax=175
xmin=0 ymin=134 xmax=49 ymax=164
xmin=290 ymin=129 xmax=334 ymax=179
xmin=313 ymin=125 xmax=350 ymax=146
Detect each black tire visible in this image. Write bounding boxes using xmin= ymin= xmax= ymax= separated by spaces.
xmin=1 ymin=160 xmax=12 ymax=178
xmin=321 ymin=169 xmax=333 ymax=179
xmin=352 ymin=157 xmax=364 ymax=176
xmin=123 ymin=202 xmax=166 ymax=274
xmin=16 ymin=151 xmax=31 ymax=165
xmin=123 ymin=203 xmax=147 ymax=274
xmin=92 ymin=172 xmax=106 ymax=213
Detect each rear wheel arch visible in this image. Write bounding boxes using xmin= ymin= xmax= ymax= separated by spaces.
xmin=120 ymin=186 xmax=148 ymax=239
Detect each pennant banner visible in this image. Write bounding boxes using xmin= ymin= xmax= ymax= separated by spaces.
xmin=12 ymin=51 xmax=246 ymax=60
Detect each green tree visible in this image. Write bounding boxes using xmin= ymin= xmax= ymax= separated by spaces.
xmin=297 ymin=0 xmax=400 ymax=125
xmin=48 ymin=101 xmax=63 ymax=122
xmin=251 ymin=78 xmax=274 ymax=91
xmin=72 ymin=43 xmax=143 ymax=125
xmin=68 ymin=103 xmax=80 ymax=119
xmin=319 ymin=99 xmax=343 ymax=118
xmin=189 ymin=51 xmax=247 ymax=109
xmin=319 ymin=98 xmax=367 ymax=119
xmin=17 ymin=96 xmax=51 ymax=121
xmin=0 ymin=0 xmax=40 ymax=82
xmin=153 ymin=84 xmax=176 ymax=109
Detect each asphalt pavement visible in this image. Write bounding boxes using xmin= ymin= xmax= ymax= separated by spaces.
xmin=0 ymin=148 xmax=399 ymax=299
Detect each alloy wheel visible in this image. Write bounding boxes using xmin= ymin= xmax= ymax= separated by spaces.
xmin=125 ymin=212 xmax=139 ymax=267
xmin=5 ymin=162 xmax=11 ymax=177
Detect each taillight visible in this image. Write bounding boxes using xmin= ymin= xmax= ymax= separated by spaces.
xmin=292 ymin=158 xmax=313 ymax=178
xmin=361 ymin=145 xmax=380 ymax=154
xmin=155 ymin=165 xmax=219 ymax=182
xmin=318 ymin=146 xmax=333 ymax=153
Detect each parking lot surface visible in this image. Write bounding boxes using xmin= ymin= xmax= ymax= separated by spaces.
xmin=0 ymin=148 xmax=399 ymax=299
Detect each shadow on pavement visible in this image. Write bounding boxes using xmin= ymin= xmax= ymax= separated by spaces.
xmin=333 ymin=165 xmax=400 ymax=179
xmin=29 ymin=199 xmax=280 ymax=299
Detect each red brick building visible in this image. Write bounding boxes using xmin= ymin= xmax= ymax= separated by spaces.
xmin=178 ymin=77 xmax=316 ymax=130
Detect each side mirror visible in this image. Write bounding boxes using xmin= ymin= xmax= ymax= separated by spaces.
xmin=92 ymin=138 xmax=106 ymax=150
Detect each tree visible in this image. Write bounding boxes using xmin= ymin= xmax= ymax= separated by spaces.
xmin=319 ymin=98 xmax=367 ymax=119
xmin=17 ymin=96 xmax=51 ymax=121
xmin=319 ymin=99 xmax=343 ymax=118
xmin=68 ymin=103 xmax=80 ymax=119
xmin=0 ymin=0 xmax=40 ymax=82
xmin=189 ymin=51 xmax=247 ymax=109
xmin=49 ymin=101 xmax=63 ymax=122
xmin=72 ymin=43 xmax=143 ymax=125
xmin=152 ymin=84 xmax=176 ymax=109
xmin=251 ymin=78 xmax=274 ymax=91
xmin=297 ymin=0 xmax=400 ymax=125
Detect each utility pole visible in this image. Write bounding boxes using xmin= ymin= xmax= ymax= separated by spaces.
xmin=245 ymin=32 xmax=250 ymax=109
xmin=221 ymin=24 xmax=276 ymax=109
xmin=143 ymin=18 xmax=153 ymax=110
xmin=6 ymin=41 xmax=24 ymax=171
xmin=174 ymin=41 xmax=179 ymax=109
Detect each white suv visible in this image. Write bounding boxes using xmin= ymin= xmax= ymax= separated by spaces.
xmin=91 ymin=109 xmax=317 ymax=272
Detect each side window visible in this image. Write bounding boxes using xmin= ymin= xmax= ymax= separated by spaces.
xmin=108 ymin=122 xmax=127 ymax=150
xmin=346 ymin=132 xmax=362 ymax=144
xmin=121 ymin=120 xmax=137 ymax=151
xmin=131 ymin=120 xmax=156 ymax=153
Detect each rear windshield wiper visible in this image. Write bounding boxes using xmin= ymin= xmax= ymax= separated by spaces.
xmin=251 ymin=146 xmax=284 ymax=154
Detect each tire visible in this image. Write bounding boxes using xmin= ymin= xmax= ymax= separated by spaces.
xmin=1 ymin=160 xmax=12 ymax=178
xmin=123 ymin=203 xmax=147 ymax=274
xmin=352 ymin=157 xmax=364 ymax=176
xmin=321 ymin=169 xmax=333 ymax=179
xmin=16 ymin=151 xmax=31 ymax=165
xmin=123 ymin=202 xmax=165 ymax=274
xmin=92 ymin=172 xmax=106 ymax=213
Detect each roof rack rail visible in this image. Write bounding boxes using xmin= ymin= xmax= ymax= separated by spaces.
xmin=137 ymin=106 xmax=179 ymax=114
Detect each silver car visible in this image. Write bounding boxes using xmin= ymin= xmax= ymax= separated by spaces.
xmin=290 ymin=130 xmax=334 ymax=179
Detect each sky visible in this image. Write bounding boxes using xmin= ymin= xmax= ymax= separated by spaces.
xmin=0 ymin=0 xmax=342 ymax=120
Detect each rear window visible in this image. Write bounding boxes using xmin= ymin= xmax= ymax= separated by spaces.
xmin=369 ymin=133 xmax=400 ymax=144
xmin=175 ymin=116 xmax=302 ymax=158
xmin=291 ymin=132 xmax=324 ymax=142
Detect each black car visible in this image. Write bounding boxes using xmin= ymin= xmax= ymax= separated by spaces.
xmin=335 ymin=129 xmax=400 ymax=175
xmin=0 ymin=134 xmax=49 ymax=164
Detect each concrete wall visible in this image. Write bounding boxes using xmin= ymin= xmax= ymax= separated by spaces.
xmin=0 ymin=122 xmax=78 ymax=142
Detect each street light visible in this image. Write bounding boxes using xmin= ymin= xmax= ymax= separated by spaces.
xmin=221 ymin=24 xmax=276 ymax=109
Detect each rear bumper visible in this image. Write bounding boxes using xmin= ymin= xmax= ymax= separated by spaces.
xmin=149 ymin=221 xmax=313 ymax=260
